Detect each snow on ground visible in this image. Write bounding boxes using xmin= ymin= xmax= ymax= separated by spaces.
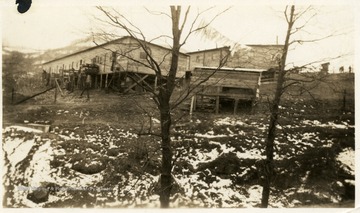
xmin=336 ymin=148 xmax=355 ymax=176
xmin=3 ymin=112 xmax=355 ymax=208
xmin=4 ymin=125 xmax=43 ymax=134
xmin=209 ymin=141 xmax=235 ymax=154
xmin=245 ymin=185 xmax=263 ymax=207
xmin=214 ymin=117 xmax=247 ymax=126
xmin=236 ymin=149 xmax=264 ymax=160
xmin=302 ymin=120 xmax=354 ymax=129
xmin=3 ymin=137 xmax=35 ymax=166
xmin=25 ymin=140 xmax=54 ymax=187
xmin=189 ymin=147 xmax=220 ymax=170
xmin=195 ymin=131 xmax=228 ymax=138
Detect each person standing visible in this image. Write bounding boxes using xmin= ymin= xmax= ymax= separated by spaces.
xmin=80 ymin=74 xmax=91 ymax=100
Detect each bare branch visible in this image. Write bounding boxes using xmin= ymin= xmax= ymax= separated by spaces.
xmin=290 ymin=13 xmax=316 ymax=35
xmin=180 ymin=6 xmax=231 ymax=47
xmin=179 ymin=6 xmax=191 ymax=34
xmin=144 ymin=7 xmax=172 ymax=19
xmin=293 ymin=6 xmax=313 ymax=23
xmin=289 ymin=32 xmax=344 ymax=45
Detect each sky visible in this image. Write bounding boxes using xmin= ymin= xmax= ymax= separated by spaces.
xmin=1 ymin=0 xmax=358 ymax=71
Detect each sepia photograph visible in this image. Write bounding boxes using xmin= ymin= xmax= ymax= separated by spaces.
xmin=1 ymin=0 xmax=357 ymax=211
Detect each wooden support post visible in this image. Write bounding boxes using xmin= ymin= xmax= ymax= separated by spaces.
xmin=193 ymin=95 xmax=197 ymax=111
xmin=234 ymin=99 xmax=239 ymax=115
xmin=54 ymin=87 xmax=57 ymax=103
xmin=190 ymin=95 xmax=195 ymax=120
xmin=55 ymin=79 xmax=64 ymax=96
xmin=154 ymin=76 xmax=158 ymax=92
xmin=252 ymin=72 xmax=262 ymax=114
xmin=105 ymin=74 xmax=109 ymax=89
xmin=100 ymin=74 xmax=103 ymax=89
xmin=215 ymin=86 xmax=221 ymax=114
xmin=200 ymin=86 xmax=204 ymax=109
xmin=95 ymin=75 xmax=98 ymax=89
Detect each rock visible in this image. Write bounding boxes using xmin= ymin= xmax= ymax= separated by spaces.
xmin=27 ymin=187 xmax=49 ymax=204
xmin=107 ymin=148 xmax=121 ymax=157
xmin=72 ymin=159 xmax=106 ymax=175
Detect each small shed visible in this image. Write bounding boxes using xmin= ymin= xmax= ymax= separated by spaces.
xmin=189 ymin=66 xmax=267 ymax=114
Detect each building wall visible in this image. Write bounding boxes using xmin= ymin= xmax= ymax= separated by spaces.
xmin=188 ymin=45 xmax=283 ymax=70
xmin=42 ymin=37 xmax=189 ymax=78
xmin=188 ymin=48 xmax=230 ymax=70
xmin=228 ymin=45 xmax=282 ymax=69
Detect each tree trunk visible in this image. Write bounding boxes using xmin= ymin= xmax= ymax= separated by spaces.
xmin=159 ymin=104 xmax=172 ymax=208
xmin=158 ymin=6 xmax=182 ymax=208
xmin=261 ymin=5 xmax=295 ymax=208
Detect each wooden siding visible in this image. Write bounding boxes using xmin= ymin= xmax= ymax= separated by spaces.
xmin=188 ymin=45 xmax=283 ymax=70
xmin=188 ymin=47 xmax=230 ymax=70
xmin=189 ymin=67 xmax=264 ymax=114
xmin=191 ymin=67 xmax=262 ymax=90
xmin=190 ymin=67 xmax=264 ymax=106
xmin=42 ymin=37 xmax=189 ymax=78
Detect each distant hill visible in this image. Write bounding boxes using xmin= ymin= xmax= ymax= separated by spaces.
xmin=2 ymin=36 xmax=97 ymax=69
xmin=37 ymin=36 xmax=97 ymax=65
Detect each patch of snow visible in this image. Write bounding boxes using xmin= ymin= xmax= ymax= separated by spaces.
xmin=226 ymin=127 xmax=234 ymax=135
xmin=302 ymin=120 xmax=353 ymax=129
xmin=151 ymin=117 xmax=160 ymax=124
xmin=190 ymin=148 xmax=220 ymax=169
xmin=214 ymin=117 xmax=246 ymax=126
xmin=209 ymin=141 xmax=235 ymax=154
xmin=25 ymin=140 xmax=55 ymax=187
xmin=236 ymin=149 xmax=264 ymax=160
xmin=336 ymin=148 xmax=355 ymax=176
xmin=3 ymin=137 xmax=35 ymax=166
xmin=210 ymin=178 xmax=232 ymax=188
xmin=245 ymin=185 xmax=262 ymax=206
xmin=4 ymin=125 xmax=43 ymax=133
xmin=345 ymin=179 xmax=355 ymax=185
xmin=194 ymin=132 xmax=228 ymax=138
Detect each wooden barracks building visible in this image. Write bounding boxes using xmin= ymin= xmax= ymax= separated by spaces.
xmin=42 ymin=36 xmax=283 ymax=112
xmin=42 ymin=36 xmax=189 ymax=92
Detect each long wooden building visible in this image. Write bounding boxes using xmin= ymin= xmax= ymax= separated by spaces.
xmin=42 ymin=36 xmax=190 ymax=92
xmin=42 ymin=37 xmax=282 ymax=112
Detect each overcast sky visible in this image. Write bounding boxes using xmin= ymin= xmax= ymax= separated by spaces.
xmin=1 ymin=0 xmax=357 ymax=71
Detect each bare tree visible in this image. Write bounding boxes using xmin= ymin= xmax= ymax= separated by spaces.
xmin=260 ymin=5 xmax=352 ymax=207
xmin=95 ymin=6 xmax=229 ymax=208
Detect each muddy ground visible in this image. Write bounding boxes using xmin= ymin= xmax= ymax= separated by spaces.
xmin=2 ymin=80 xmax=355 ymax=208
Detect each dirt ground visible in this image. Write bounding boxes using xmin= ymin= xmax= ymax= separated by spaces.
xmin=2 ymin=80 xmax=355 ymax=208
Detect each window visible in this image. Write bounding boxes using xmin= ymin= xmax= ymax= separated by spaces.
xmin=140 ymin=52 xmax=147 ymax=59
xmin=196 ymin=55 xmax=201 ymax=62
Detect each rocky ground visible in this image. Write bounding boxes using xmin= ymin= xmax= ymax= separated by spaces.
xmin=2 ymin=88 xmax=355 ymax=208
